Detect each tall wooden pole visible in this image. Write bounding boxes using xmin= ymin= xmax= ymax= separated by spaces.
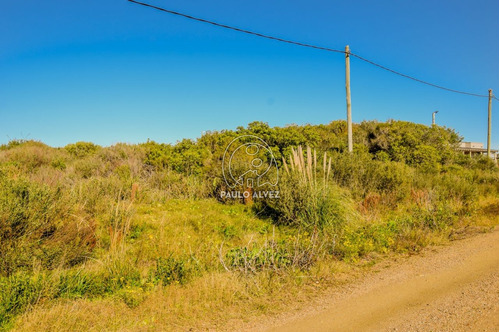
xmin=345 ymin=45 xmax=353 ymax=152
xmin=487 ymin=89 xmax=492 ymax=158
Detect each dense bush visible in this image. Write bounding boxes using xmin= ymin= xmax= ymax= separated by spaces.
xmin=0 ymin=141 xmax=61 ymax=172
xmin=0 ymin=175 xmax=95 ymax=277
xmin=142 ymin=139 xmax=210 ymax=175
xmin=265 ymin=173 xmax=353 ymax=230
xmin=64 ymin=142 xmax=100 ymax=158
xmin=359 ymin=120 xmax=461 ymax=165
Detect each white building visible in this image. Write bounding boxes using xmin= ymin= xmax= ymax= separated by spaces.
xmin=457 ymin=142 xmax=498 ymax=160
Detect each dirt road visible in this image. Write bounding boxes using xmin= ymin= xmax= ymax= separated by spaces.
xmin=256 ymin=230 xmax=499 ymax=332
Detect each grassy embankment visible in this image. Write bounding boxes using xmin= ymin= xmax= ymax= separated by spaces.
xmin=0 ymin=120 xmax=498 ymax=330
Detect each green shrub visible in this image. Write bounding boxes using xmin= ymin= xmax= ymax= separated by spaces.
xmin=142 ymin=139 xmax=209 ymax=175
xmin=141 ymin=141 xmax=172 ymax=169
xmin=65 ymin=142 xmax=100 ymax=158
xmin=50 ymin=158 xmax=66 ymax=170
xmin=359 ymin=120 xmax=461 ymax=165
xmin=330 ymin=151 xmax=414 ymax=200
xmin=0 ymin=273 xmax=51 ymax=328
xmin=410 ymin=145 xmax=441 ymax=173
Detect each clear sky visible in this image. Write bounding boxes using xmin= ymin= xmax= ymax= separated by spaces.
xmin=1 ymin=0 xmax=498 ymax=148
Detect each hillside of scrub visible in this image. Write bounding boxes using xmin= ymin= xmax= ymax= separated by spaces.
xmin=0 ymin=120 xmax=498 ymax=331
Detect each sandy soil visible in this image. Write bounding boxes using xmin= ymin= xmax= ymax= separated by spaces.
xmin=245 ymin=229 xmax=499 ymax=332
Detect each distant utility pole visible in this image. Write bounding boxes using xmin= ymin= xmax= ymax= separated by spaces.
xmin=345 ymin=45 xmax=353 ymax=153
xmin=432 ymin=111 xmax=438 ymax=126
xmin=487 ymin=89 xmax=492 ymax=157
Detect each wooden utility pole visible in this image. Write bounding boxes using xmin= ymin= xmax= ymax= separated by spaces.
xmin=487 ymin=89 xmax=492 ymax=157
xmin=345 ymin=45 xmax=353 ymax=152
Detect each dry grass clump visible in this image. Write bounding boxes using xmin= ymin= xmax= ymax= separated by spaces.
xmin=265 ymin=146 xmax=355 ymax=231
xmin=0 ymin=175 xmax=96 ymax=277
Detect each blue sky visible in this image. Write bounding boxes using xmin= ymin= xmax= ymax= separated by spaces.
xmin=1 ymin=0 xmax=498 ymax=148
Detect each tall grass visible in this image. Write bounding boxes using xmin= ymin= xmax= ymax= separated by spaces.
xmin=0 ymin=175 xmax=95 ymax=277
xmin=262 ymin=146 xmax=354 ymax=232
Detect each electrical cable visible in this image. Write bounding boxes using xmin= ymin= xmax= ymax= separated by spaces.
xmin=127 ymin=0 xmax=495 ymax=100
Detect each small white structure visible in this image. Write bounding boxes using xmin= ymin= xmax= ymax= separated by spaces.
xmin=457 ymin=142 xmax=498 ymax=160
xmin=459 ymin=142 xmax=484 ymax=149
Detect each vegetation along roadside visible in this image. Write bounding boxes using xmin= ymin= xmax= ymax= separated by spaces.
xmin=0 ymin=120 xmax=497 ymax=331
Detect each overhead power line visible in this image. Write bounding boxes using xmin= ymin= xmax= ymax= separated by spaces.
xmin=128 ymin=0 xmax=492 ymax=99
xmin=127 ymin=0 xmax=344 ymax=54
xmin=349 ymin=53 xmax=490 ymax=98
